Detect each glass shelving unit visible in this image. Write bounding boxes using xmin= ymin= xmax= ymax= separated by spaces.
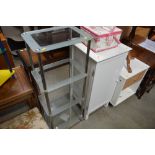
xmin=21 ymin=26 xmax=91 ymax=128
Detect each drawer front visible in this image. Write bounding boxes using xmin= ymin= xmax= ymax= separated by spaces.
xmin=123 ymin=70 xmax=146 ymax=89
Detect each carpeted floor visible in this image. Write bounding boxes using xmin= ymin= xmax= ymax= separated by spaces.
xmin=0 ymin=107 xmax=48 ymax=129
xmin=73 ymin=86 xmax=155 ymax=129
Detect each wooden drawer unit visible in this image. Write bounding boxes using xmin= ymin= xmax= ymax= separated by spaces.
xmin=111 ymin=58 xmax=149 ymax=106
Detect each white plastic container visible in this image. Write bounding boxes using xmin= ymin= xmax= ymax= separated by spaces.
xmin=81 ymin=26 xmax=122 ymax=52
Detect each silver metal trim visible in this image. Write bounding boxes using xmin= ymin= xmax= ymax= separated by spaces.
xmin=21 ymin=26 xmax=92 ymax=53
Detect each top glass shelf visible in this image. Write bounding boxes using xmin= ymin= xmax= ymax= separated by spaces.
xmin=21 ymin=26 xmax=92 ymax=53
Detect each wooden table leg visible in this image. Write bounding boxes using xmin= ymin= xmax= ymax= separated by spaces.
xmin=27 ymin=95 xmax=37 ymax=108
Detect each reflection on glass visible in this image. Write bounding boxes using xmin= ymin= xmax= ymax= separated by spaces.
xmin=31 ymin=28 xmax=80 ymax=46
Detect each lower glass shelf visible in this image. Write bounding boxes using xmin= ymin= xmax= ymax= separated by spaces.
xmin=39 ymin=91 xmax=83 ymax=117
xmin=54 ymin=105 xmax=82 ymax=129
xmin=42 ymin=104 xmax=82 ymax=129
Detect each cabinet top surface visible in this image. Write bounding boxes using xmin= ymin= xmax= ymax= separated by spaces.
xmin=75 ymin=43 xmax=132 ymax=62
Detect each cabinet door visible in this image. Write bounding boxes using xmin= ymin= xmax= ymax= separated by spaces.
xmin=88 ymin=53 xmax=128 ymax=114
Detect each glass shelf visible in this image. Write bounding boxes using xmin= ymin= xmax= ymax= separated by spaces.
xmin=31 ymin=58 xmax=87 ymax=93
xmin=39 ymin=91 xmax=83 ymax=117
xmin=21 ymin=26 xmax=92 ymax=53
xmin=55 ymin=105 xmax=82 ymax=129
xmin=39 ymin=82 xmax=83 ymax=128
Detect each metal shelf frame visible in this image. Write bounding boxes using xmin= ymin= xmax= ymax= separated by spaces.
xmin=21 ymin=26 xmax=91 ymax=128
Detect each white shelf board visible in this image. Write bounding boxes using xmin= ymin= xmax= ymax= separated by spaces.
xmin=75 ymin=43 xmax=132 ymax=63
xmin=115 ymin=87 xmax=135 ymax=106
xmin=121 ymin=58 xmax=149 ymax=80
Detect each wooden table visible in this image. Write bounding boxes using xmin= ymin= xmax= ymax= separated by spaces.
xmin=0 ymin=66 xmax=37 ymax=110
xmin=131 ymin=45 xmax=155 ymax=69
xmin=130 ymin=44 xmax=155 ymax=98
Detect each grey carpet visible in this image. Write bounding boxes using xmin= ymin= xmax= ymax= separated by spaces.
xmin=73 ymin=86 xmax=155 ymax=129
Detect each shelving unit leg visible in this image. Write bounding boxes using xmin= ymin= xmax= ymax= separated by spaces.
xmin=37 ymin=53 xmax=53 ymax=128
xmin=83 ymin=40 xmax=91 ymax=119
xmin=25 ymin=43 xmax=34 ymax=70
xmin=69 ymin=45 xmax=74 ymax=127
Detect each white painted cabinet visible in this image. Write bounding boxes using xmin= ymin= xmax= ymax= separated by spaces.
xmin=73 ymin=43 xmax=131 ymax=118
xmin=110 ymin=58 xmax=149 ymax=106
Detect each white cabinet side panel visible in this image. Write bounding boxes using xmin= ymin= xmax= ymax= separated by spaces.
xmin=110 ymin=76 xmax=126 ymax=106
xmin=88 ymin=53 xmax=128 ymax=114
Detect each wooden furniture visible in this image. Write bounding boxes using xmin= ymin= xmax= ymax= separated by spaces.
xmin=129 ymin=26 xmax=155 ymax=44
xmin=0 ymin=66 xmax=37 ymax=110
xmin=131 ymin=45 xmax=155 ymax=98
xmin=0 ymin=32 xmax=15 ymax=69
xmin=137 ymin=68 xmax=155 ymax=97
xmin=149 ymin=29 xmax=155 ymax=40
xmin=120 ymin=26 xmax=155 ymax=98
xmin=129 ymin=27 xmax=155 ymax=98
xmin=73 ymin=43 xmax=131 ymax=119
xmin=111 ymin=58 xmax=149 ymax=106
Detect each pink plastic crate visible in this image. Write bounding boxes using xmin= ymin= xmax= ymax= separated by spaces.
xmin=81 ymin=26 xmax=122 ymax=52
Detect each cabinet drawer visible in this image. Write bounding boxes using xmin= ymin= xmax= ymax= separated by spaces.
xmin=123 ymin=70 xmax=146 ymax=89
